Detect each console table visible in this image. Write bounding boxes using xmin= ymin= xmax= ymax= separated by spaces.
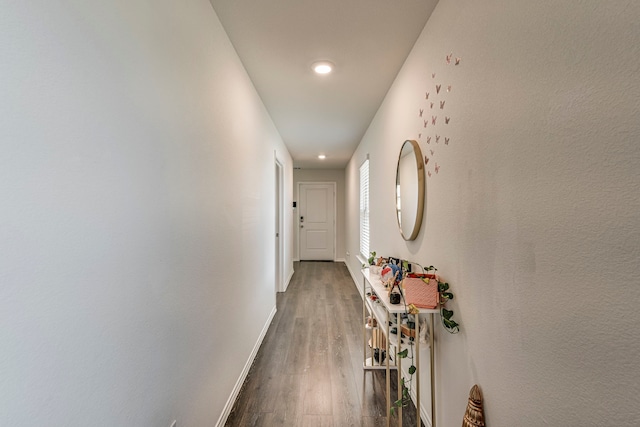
xmin=362 ymin=267 xmax=438 ymax=427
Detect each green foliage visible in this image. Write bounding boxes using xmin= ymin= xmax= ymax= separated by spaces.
xmin=390 ymin=379 xmax=412 ymax=415
xmin=434 ymin=279 xmax=459 ymax=334
xmin=441 ymin=307 xmax=460 ymax=333
xmin=391 ymin=330 xmax=416 ymax=415
xmin=368 ymin=251 xmax=377 ymax=266
xmin=389 ymin=262 xmax=461 ymax=417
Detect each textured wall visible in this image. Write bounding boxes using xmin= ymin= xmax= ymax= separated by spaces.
xmin=0 ymin=1 xmax=292 ymax=425
xmin=346 ymin=1 xmax=640 ymax=425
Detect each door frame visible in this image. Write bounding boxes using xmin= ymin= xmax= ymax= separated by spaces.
xmin=296 ymin=181 xmax=337 ymax=261
xmin=275 ymin=157 xmax=285 ymax=293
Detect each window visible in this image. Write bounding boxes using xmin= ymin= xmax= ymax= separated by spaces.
xmin=359 ymin=158 xmax=370 ymax=259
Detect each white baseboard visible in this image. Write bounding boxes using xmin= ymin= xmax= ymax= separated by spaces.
xmin=346 ymin=261 xmax=364 ymax=299
xmin=335 ymin=257 xmax=346 ymax=263
xmin=215 ymin=305 xmax=277 ymax=427
xmin=282 ymin=268 xmax=294 ymax=293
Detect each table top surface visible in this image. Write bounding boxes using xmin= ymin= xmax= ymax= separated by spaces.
xmin=362 ymin=267 xmax=440 ymax=314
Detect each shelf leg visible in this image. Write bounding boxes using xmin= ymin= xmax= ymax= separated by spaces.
xmin=363 ymin=278 xmax=367 ymax=368
xmin=430 ymin=313 xmax=435 ymax=427
xmin=394 ymin=313 xmax=402 ymax=426
xmin=416 ymin=316 xmax=420 ymax=427
xmin=386 ymin=317 xmax=390 ymax=427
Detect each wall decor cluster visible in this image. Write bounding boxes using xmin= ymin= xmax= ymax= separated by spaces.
xmin=415 ymin=52 xmax=461 ymax=178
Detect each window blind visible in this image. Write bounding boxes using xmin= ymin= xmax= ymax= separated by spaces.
xmin=359 ymin=159 xmax=370 ymax=259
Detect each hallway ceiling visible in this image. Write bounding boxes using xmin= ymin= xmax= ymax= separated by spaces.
xmin=209 ymin=0 xmax=438 ymax=168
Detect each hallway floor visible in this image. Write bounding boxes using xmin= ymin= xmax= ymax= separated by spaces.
xmin=225 ymin=261 xmax=424 ymax=426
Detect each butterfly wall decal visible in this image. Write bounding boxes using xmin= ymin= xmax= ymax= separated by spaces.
xmin=440 ymin=101 xmax=445 ymax=109
xmin=455 ymin=57 xmax=461 ymax=65
xmin=436 ymin=84 xmax=441 ymax=94
xmin=435 ymin=135 xmax=440 ymax=143
xmin=435 ymin=163 xmax=440 ymax=174
xmin=445 ymin=137 xmax=450 ymax=145
xmin=432 ymin=73 xmax=436 ymax=78
xmin=428 ymin=171 xmax=432 ymax=177
xmin=447 ymin=85 xmax=452 ymax=92
xmin=425 ymin=92 xmax=430 ymax=100
xmin=446 ymin=53 xmax=452 ymax=64
xmin=419 ymin=109 xmax=424 ymax=117
xmin=430 ymin=102 xmax=434 ymax=109
xmin=418 ymin=133 xmax=422 ymax=139
xmin=424 ymin=156 xmax=429 ymax=165
xmin=423 ymin=120 xmax=428 ymax=128
xmin=426 ymin=136 xmax=431 ymax=144
xmin=445 ymin=117 xmax=450 ymax=124
xmin=430 ymin=149 xmax=434 ymax=155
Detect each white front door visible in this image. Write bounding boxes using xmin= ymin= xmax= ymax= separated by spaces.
xmin=299 ymin=183 xmax=335 ymax=261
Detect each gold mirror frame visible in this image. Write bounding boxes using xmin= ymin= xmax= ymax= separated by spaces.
xmin=395 ymin=139 xmax=425 ymax=241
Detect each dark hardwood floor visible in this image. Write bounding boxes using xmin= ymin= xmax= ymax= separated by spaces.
xmin=225 ymin=261 xmax=424 ymax=427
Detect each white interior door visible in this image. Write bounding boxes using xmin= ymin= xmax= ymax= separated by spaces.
xmin=299 ymin=183 xmax=335 ymax=261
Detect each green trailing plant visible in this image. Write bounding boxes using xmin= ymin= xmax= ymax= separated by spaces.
xmin=389 ymin=262 xmax=460 ymax=416
xmin=391 ymin=322 xmax=417 ymax=416
xmin=391 ymin=370 xmax=413 ymax=417
xmin=424 ymin=265 xmax=437 ymax=273
xmin=438 ymin=280 xmax=459 ymax=333
xmin=424 ymin=265 xmax=460 ymax=334
xmin=390 ymin=268 xmax=419 ymax=416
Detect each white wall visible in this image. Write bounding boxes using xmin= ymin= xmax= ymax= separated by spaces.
xmin=346 ymin=1 xmax=640 ymax=426
xmin=293 ymin=169 xmax=346 ymax=261
xmin=0 ymin=1 xmax=293 ymax=426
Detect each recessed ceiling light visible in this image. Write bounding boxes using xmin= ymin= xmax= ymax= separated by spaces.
xmin=318 ymin=154 xmax=326 ymax=159
xmin=312 ymin=61 xmax=334 ymax=74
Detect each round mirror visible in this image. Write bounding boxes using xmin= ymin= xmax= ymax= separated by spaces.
xmin=395 ymin=140 xmax=425 ymax=241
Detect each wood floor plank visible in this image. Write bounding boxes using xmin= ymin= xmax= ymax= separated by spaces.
xmin=271 ymin=374 xmax=305 ymax=423
xmin=285 ymin=316 xmax=311 ymax=374
xmin=300 ymin=414 xmax=334 ymax=427
xmin=303 ymin=369 xmax=333 ymax=415
xmin=361 ymin=415 xmax=387 ymax=427
xmin=225 ymin=261 xmax=426 ymax=427
xmin=325 ymin=289 xmax=364 ymax=425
